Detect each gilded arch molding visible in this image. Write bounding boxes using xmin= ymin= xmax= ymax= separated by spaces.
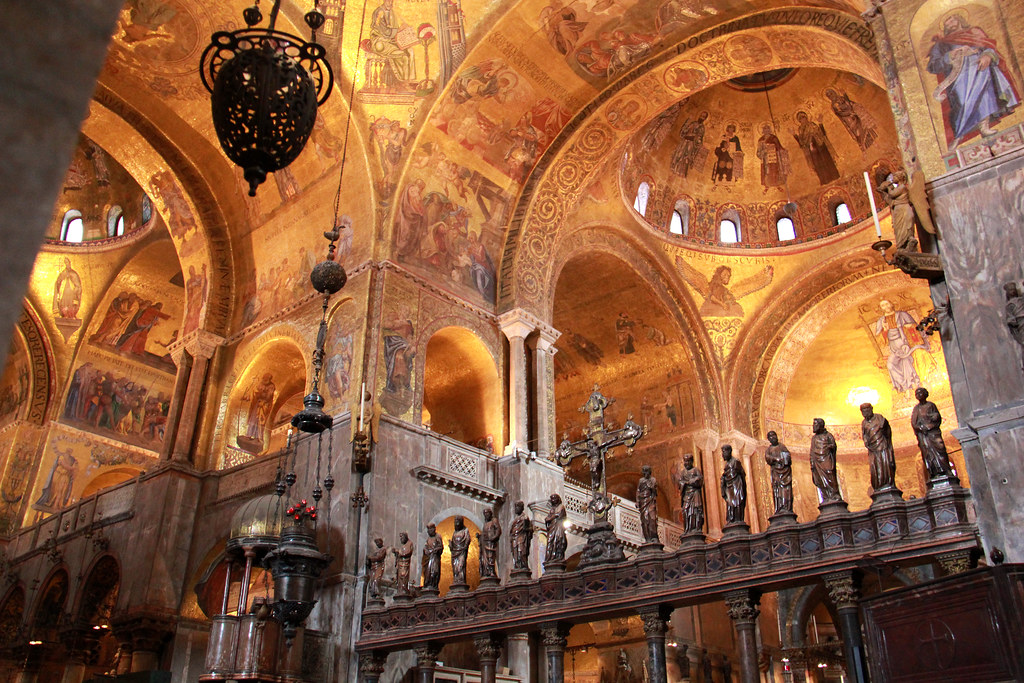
xmin=500 ymin=19 xmax=885 ymax=315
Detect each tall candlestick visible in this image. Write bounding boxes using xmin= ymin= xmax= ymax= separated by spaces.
xmin=865 ymin=171 xmax=882 ymax=238
xmin=359 ymin=381 xmax=365 ymax=432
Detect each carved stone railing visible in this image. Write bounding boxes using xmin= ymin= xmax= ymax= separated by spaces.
xmin=357 ymin=487 xmax=977 ymax=652
xmin=562 ymin=480 xmax=686 ymax=551
xmin=8 ymin=476 xmax=138 ymax=559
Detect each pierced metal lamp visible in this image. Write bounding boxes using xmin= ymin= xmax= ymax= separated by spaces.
xmin=199 ymin=0 xmax=335 ymax=196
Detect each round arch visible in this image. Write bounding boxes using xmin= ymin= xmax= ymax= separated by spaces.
xmin=500 ymin=21 xmax=884 ymax=315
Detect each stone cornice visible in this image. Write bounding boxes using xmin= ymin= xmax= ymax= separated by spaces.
xmin=411 ymin=465 xmax=506 ymax=505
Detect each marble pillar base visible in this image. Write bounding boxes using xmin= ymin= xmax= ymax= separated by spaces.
xmin=366 ymin=596 xmax=385 ymax=609
xmin=418 ymin=587 xmax=440 ymax=599
xmin=509 ymin=567 xmax=533 ymax=582
xmin=542 ymin=560 xmax=566 ymax=574
xmin=479 ymin=576 xmax=501 ymax=588
xmin=768 ymin=510 xmax=798 ymax=527
xmin=678 ymin=531 xmax=706 ymax=547
xmin=638 ymin=541 xmax=665 ymax=555
xmin=870 ymin=485 xmax=904 ymax=505
xmin=927 ymin=473 xmax=961 ymax=491
xmin=721 ymin=521 xmax=750 ymax=537
xmin=818 ymin=499 xmax=850 ymax=517
xmin=448 ymin=582 xmax=469 ymax=594
xmin=392 ymin=593 xmax=414 ymax=603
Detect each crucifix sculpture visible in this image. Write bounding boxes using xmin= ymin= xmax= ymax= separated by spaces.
xmin=555 ymin=385 xmax=644 ymax=567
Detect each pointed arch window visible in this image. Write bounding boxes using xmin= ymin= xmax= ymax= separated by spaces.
xmin=61 ymin=210 xmax=84 ymax=243
xmin=670 ymin=199 xmax=689 ymax=236
xmin=633 ymin=181 xmax=650 ymax=217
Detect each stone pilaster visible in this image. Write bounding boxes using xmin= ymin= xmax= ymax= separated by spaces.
xmin=533 ymin=326 xmax=561 ymax=461
xmin=499 ymin=310 xmax=537 ymax=458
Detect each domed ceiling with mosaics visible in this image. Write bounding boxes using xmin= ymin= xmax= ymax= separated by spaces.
xmin=622 ymin=68 xmax=902 ymax=245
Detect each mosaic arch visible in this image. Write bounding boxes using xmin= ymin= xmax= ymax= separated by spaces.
xmin=548 ymin=224 xmax=720 ymax=425
xmin=500 ymin=20 xmax=885 ymax=315
xmin=730 ymin=248 xmax=888 ymax=435
xmin=9 ymin=307 xmax=54 ymax=427
xmin=218 ymin=333 xmax=310 ymax=468
xmin=84 ymin=88 xmax=236 ymax=337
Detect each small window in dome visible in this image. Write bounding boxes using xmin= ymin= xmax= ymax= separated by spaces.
xmin=142 ymin=194 xmax=153 ymax=225
xmin=61 ymin=210 xmax=84 ymax=243
xmin=633 ymin=181 xmax=650 ymax=217
xmin=670 ymin=211 xmax=683 ymax=235
xmin=777 ymin=216 xmax=796 ymax=241
xmin=107 ymin=206 xmax=123 ymax=238
xmin=720 ymin=219 xmax=739 ymax=243
xmin=834 ymin=202 xmax=852 ymax=225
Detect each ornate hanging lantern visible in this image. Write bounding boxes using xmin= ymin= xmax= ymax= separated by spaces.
xmin=199 ymin=0 xmax=335 ymax=196
xmin=263 ymin=502 xmax=330 ymax=640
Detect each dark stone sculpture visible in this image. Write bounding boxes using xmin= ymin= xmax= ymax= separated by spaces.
xmin=421 ymin=523 xmax=443 ymax=594
xmin=720 ymin=445 xmax=747 ymax=526
xmin=449 ymin=515 xmax=471 ymax=589
xmin=510 ymin=500 xmax=533 ymax=577
xmin=810 ymin=418 xmax=843 ymax=504
xmin=637 ymin=465 xmax=660 ymax=545
xmin=860 ymin=403 xmax=901 ymax=500
xmin=393 ymin=531 xmax=413 ymax=598
xmin=366 ymin=537 xmax=387 ymax=601
xmin=677 ymin=453 xmax=705 ymax=535
xmin=477 ymin=507 xmax=502 ymax=582
xmin=764 ymin=431 xmax=794 ymax=516
xmin=1005 ymin=282 xmax=1024 ymax=370
xmin=544 ymin=493 xmax=568 ymax=569
xmin=911 ymin=387 xmax=959 ymax=484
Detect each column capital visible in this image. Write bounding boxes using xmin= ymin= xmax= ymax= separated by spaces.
xmin=498 ymin=308 xmax=541 ymax=341
xmin=823 ymin=571 xmax=861 ymax=610
xmin=474 ymin=634 xmax=502 ymax=661
xmin=414 ymin=643 xmax=441 ymax=668
xmin=724 ymin=589 xmax=761 ymax=625
xmin=540 ymin=622 xmax=570 ymax=649
xmin=535 ymin=326 xmax=561 ymax=351
xmin=638 ymin=605 xmax=671 ymax=635
xmin=359 ymin=651 xmax=387 ymax=677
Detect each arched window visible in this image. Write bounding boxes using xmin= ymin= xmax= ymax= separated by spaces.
xmin=141 ymin=194 xmax=153 ymax=225
xmin=633 ymin=181 xmax=650 ymax=217
xmin=776 ymin=216 xmax=796 ymax=241
xmin=720 ymin=219 xmax=740 ymax=243
xmin=61 ymin=210 xmax=84 ymax=243
xmin=671 ymin=199 xmax=689 ymax=236
xmin=669 ymin=211 xmax=683 ymax=235
xmin=834 ymin=202 xmax=852 ymax=225
xmin=107 ymin=206 xmax=124 ymax=238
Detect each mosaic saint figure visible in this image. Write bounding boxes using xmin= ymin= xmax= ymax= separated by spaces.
xmin=544 ymin=493 xmax=567 ymax=564
xmin=927 ymin=11 xmax=1020 ymax=149
xmin=393 ymin=531 xmax=414 ymax=596
xmin=52 ymin=257 xmax=82 ymax=319
xmin=874 ymin=299 xmax=929 ymax=395
xmin=756 ymin=123 xmax=789 ymax=190
xmin=366 ymin=537 xmax=388 ymax=599
xmin=677 ymin=453 xmax=704 ymax=533
xmin=637 ymin=465 xmax=659 ymax=543
xmin=368 ymin=0 xmax=415 ymax=85
xmin=510 ymin=500 xmax=533 ymax=571
xmin=764 ymin=430 xmax=793 ymax=514
xmin=675 ymin=259 xmax=774 ymax=318
xmin=34 ymin=448 xmax=77 ymax=511
xmin=477 ymin=508 xmax=502 ymax=579
xmin=860 ymin=403 xmax=897 ymax=491
xmin=825 ymin=88 xmax=877 ymax=151
xmin=792 ymin=111 xmax=840 ymax=185
xmin=671 ymin=111 xmax=708 ymax=177
xmin=244 ymin=373 xmax=276 ymax=445
xmin=421 ymin=523 xmax=443 ymax=591
xmin=720 ymin=445 xmax=747 ymax=524
xmin=449 ymin=515 xmax=471 ymax=586
xmin=911 ymin=388 xmax=957 ymax=480
xmin=810 ymin=418 xmax=842 ymax=502
xmin=711 ymin=124 xmax=742 ymax=182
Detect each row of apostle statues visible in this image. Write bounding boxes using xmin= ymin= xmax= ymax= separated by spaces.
xmin=365 ymin=389 xmax=957 ymax=600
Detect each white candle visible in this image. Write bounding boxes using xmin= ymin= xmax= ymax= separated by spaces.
xmin=865 ymin=171 xmax=882 ymax=238
xmin=359 ymin=381 xmax=365 ymax=431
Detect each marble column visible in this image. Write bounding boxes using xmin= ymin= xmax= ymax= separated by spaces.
xmin=159 ymin=346 xmax=192 ymax=461
xmin=414 ymin=644 xmax=440 ymax=683
xmin=499 ymin=310 xmax=537 ymax=458
xmin=725 ymin=589 xmax=761 ymax=683
xmin=533 ymin=326 xmax=561 ymax=461
xmin=474 ymin=635 xmax=502 ymax=683
xmin=639 ymin=606 xmax=670 ymax=683
xmin=824 ymin=572 xmax=868 ymax=683
xmin=541 ymin=623 xmax=569 ymax=683
xmin=506 ymin=632 xmax=531 ymax=679
xmin=693 ymin=430 xmax=722 ymax=537
xmin=172 ymin=331 xmax=221 ymax=462
xmin=359 ymin=651 xmax=386 ymax=683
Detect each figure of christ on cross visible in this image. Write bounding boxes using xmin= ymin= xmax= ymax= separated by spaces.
xmin=556 ymin=385 xmax=645 ymax=517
